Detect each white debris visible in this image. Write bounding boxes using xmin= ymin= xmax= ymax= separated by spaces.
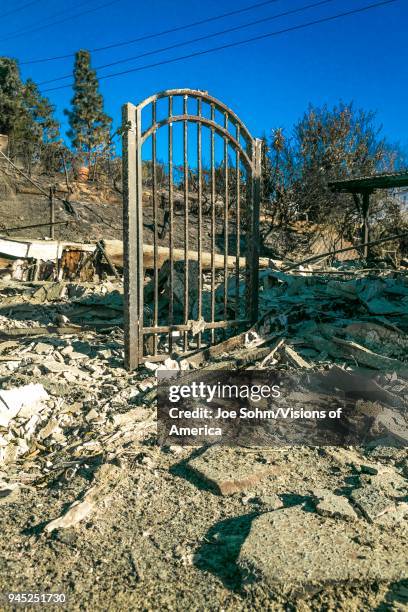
xmin=144 ymin=361 xmax=159 ymax=371
xmin=244 ymin=330 xmax=262 ymax=349
xmin=45 ymin=494 xmax=96 ymax=533
xmin=156 ymin=357 xmax=180 ymax=371
xmin=0 ymin=384 xmax=49 ymax=427
xmin=189 ymin=318 xmax=206 ymax=336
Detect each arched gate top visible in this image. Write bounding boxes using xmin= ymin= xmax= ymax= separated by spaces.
xmin=128 ymin=88 xmax=256 ymax=169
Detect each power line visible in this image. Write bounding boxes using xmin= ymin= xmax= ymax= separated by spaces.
xmin=39 ymin=0 xmax=336 ymax=86
xmin=42 ymin=0 xmax=399 ymax=93
xmin=0 ymin=0 xmax=122 ymax=43
xmin=2 ymin=1 xmax=99 ymax=39
xmin=21 ymin=0 xmax=282 ymax=65
xmin=0 ymin=0 xmax=42 ymax=20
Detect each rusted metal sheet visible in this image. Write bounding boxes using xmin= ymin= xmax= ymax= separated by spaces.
xmin=122 ymin=89 xmax=262 ymax=370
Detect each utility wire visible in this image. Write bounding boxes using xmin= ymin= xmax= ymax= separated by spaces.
xmin=0 ymin=0 xmax=121 ymax=43
xmin=0 ymin=0 xmax=42 ymax=20
xmin=2 ymin=0 xmax=96 ymax=29
xmin=42 ymin=0 xmax=399 ymax=93
xmin=39 ymin=0 xmax=336 ymax=85
xmin=21 ymin=0 xmax=282 ymax=65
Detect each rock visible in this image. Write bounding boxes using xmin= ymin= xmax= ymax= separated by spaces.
xmin=33 ymin=342 xmax=53 ymax=355
xmin=66 ymin=352 xmax=87 ymax=361
xmin=322 ymin=447 xmax=361 ymax=466
xmin=85 ymin=409 xmax=99 ymax=423
xmin=258 ymin=493 xmax=283 ymax=511
xmin=312 ymin=489 xmax=358 ymax=521
xmin=42 ymin=360 xmax=69 ymax=374
xmin=60 ymin=345 xmax=73 ymax=355
xmin=187 ymin=446 xmax=279 ymax=495
xmin=351 ymin=485 xmax=395 ymax=522
xmin=238 ymin=506 xmax=407 ymax=592
xmin=63 ymin=371 xmax=77 ymax=383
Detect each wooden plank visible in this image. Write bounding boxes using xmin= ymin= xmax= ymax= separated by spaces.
xmin=103 ymin=239 xmax=270 ymax=271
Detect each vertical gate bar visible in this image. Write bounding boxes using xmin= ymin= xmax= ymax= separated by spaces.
xmin=245 ymin=141 xmax=254 ymax=324
xmin=197 ymin=97 xmax=203 ymax=349
xmin=235 ymin=126 xmax=241 ymax=319
xmin=122 ymin=103 xmax=139 ymax=370
xmin=252 ymin=138 xmax=262 ymax=323
xmin=168 ymin=96 xmax=174 ymax=353
xmin=183 ymin=94 xmax=189 ymax=352
xmin=135 ymin=105 xmax=145 ymax=362
xmin=223 ymin=112 xmax=229 ymax=333
xmin=210 ymin=103 xmax=216 ymax=344
xmin=152 ymin=100 xmax=158 ymax=355
xmin=248 ymin=138 xmax=262 ymax=323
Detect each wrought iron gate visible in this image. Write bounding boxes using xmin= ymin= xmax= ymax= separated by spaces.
xmin=122 ymin=89 xmax=261 ymax=369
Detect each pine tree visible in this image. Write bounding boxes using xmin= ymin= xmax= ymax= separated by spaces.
xmin=16 ymin=79 xmax=61 ymax=172
xmin=21 ymin=79 xmax=60 ymax=143
xmin=0 ymin=57 xmax=24 ymax=136
xmin=65 ymin=50 xmax=112 ymax=165
xmin=0 ymin=57 xmax=60 ymax=171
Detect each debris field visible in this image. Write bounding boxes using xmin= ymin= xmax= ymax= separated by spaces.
xmin=0 ymin=258 xmax=407 ymax=610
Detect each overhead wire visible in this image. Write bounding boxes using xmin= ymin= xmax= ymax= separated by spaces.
xmin=0 ymin=0 xmax=122 ymax=43
xmin=40 ymin=0 xmax=399 ymax=93
xmin=39 ymin=0 xmax=337 ymax=86
xmin=0 ymin=0 xmax=42 ymax=20
xmin=21 ymin=0 xmax=283 ymax=64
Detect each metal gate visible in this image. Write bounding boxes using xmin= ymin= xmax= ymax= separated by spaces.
xmin=122 ymin=89 xmax=261 ymax=370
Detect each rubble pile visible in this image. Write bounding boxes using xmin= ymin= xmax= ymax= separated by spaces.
xmin=0 ymin=284 xmax=155 ymax=482
xmin=0 ymin=262 xmax=407 ymax=607
xmin=0 ymin=265 xmax=406 ymax=474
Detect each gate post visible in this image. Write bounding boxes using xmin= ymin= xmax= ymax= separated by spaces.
xmin=246 ymin=138 xmax=262 ymax=324
xmin=122 ymin=103 xmax=142 ymax=370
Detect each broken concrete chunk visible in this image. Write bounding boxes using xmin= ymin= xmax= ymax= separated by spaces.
xmin=60 ymin=345 xmax=73 ymax=356
xmin=66 ymin=351 xmax=88 ymax=361
xmin=351 ymin=485 xmax=395 ymax=522
xmin=238 ymin=506 xmax=407 ymax=591
xmin=42 ymin=360 xmax=69 ymax=374
xmin=257 ymin=493 xmax=283 ymax=511
xmin=33 ymin=342 xmax=54 ymax=355
xmin=187 ymin=446 xmax=279 ymax=495
xmin=312 ymin=489 xmax=358 ymax=521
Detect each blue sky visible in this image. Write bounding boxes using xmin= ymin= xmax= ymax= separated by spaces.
xmin=1 ymin=0 xmax=407 ymax=153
